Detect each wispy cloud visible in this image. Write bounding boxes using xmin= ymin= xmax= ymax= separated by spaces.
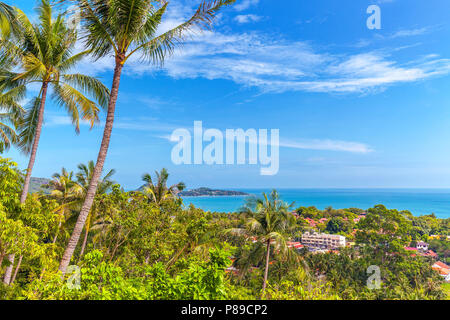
xmin=46 ymin=115 xmax=93 ymax=128
xmin=390 ymin=27 xmax=431 ymax=39
xmin=233 ymin=0 xmax=259 ymax=12
xmin=75 ymin=2 xmax=450 ymax=95
xmin=280 ymin=139 xmax=374 ymax=154
xmin=159 ymin=126 xmax=373 ymax=154
xmin=353 ymin=25 xmax=437 ymax=49
xmin=150 ymin=32 xmax=450 ymax=94
xmin=234 ymin=14 xmax=263 ymax=24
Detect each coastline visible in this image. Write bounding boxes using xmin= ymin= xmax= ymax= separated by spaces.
xmin=182 ymin=188 xmax=450 ymax=218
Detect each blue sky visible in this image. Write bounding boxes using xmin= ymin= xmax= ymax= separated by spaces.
xmin=4 ymin=0 xmax=450 ymax=189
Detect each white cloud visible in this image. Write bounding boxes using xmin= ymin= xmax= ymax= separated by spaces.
xmin=144 ymin=32 xmax=450 ymax=94
xmin=79 ymin=29 xmax=450 ymax=94
xmin=390 ymin=27 xmax=431 ymax=39
xmin=280 ymin=139 xmax=374 ymax=154
xmin=233 ymin=0 xmax=259 ymax=11
xmin=73 ymin=2 xmax=450 ymax=95
xmin=158 ymin=126 xmax=373 ymax=154
xmin=46 ymin=115 xmax=93 ymax=127
xmin=234 ymin=14 xmax=263 ymax=24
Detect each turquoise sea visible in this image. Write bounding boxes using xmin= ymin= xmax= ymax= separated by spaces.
xmin=182 ymin=189 xmax=450 ymax=219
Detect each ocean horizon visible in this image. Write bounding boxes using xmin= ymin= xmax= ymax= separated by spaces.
xmin=182 ymin=188 xmax=450 ymax=219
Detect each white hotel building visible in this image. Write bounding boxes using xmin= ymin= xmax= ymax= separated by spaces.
xmin=301 ymin=232 xmax=346 ymax=249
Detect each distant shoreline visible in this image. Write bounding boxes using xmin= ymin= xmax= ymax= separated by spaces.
xmin=181 ymin=194 xmax=250 ymax=198
xmin=179 ymin=187 xmax=250 ymax=197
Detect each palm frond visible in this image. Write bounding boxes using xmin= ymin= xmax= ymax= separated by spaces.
xmin=0 ymin=2 xmax=19 ymax=39
xmin=77 ymin=0 xmax=119 ymax=59
xmin=17 ymin=96 xmax=41 ymax=154
xmin=62 ymin=73 xmax=110 ymax=109
xmin=125 ymin=0 xmax=236 ymax=64
xmin=0 ymin=119 xmax=17 ymax=150
xmin=52 ymin=82 xmax=100 ymax=133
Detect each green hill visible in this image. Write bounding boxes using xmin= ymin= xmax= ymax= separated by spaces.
xmin=29 ymin=177 xmax=51 ymax=194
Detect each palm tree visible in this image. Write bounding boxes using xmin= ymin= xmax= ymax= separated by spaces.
xmin=0 ymin=2 xmax=19 ymax=39
xmin=59 ymin=0 xmax=236 ymax=274
xmin=46 ymin=168 xmax=83 ymax=244
xmin=0 ymin=95 xmax=22 ymax=153
xmin=229 ymin=190 xmax=296 ymax=297
xmin=75 ymin=160 xmax=115 ymax=259
xmin=141 ymin=168 xmax=185 ymax=205
xmin=0 ymin=48 xmax=25 ymax=153
xmin=0 ymin=0 xmax=110 ymax=204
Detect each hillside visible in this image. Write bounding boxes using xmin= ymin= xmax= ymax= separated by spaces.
xmin=179 ymin=187 xmax=249 ymax=197
xmin=29 ymin=177 xmax=51 ymax=194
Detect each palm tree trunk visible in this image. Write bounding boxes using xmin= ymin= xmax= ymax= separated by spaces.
xmin=52 ymin=219 xmax=62 ymax=244
xmin=3 ymin=254 xmax=15 ymax=284
xmin=78 ymin=226 xmax=89 ymax=262
xmin=166 ymin=243 xmax=189 ymax=271
xmin=59 ymin=60 xmax=124 ymax=274
xmin=20 ymin=82 xmax=49 ymax=204
xmin=261 ymin=239 xmax=271 ymax=297
xmin=52 ymin=208 xmax=64 ymax=244
xmin=10 ymin=254 xmax=23 ymax=284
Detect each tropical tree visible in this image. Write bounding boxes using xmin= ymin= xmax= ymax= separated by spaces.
xmin=228 ymin=190 xmax=296 ymax=297
xmin=0 ymin=47 xmax=25 ymax=153
xmin=0 ymin=100 xmax=21 ymax=154
xmin=0 ymin=0 xmax=110 ymax=204
xmin=0 ymin=2 xmax=19 ymax=39
xmin=60 ymin=0 xmax=236 ymax=274
xmin=0 ymin=156 xmax=22 ymax=285
xmin=45 ymin=168 xmax=83 ymax=244
xmin=0 ymin=2 xmax=23 ymax=150
xmin=141 ymin=168 xmax=185 ymax=205
xmin=75 ymin=160 xmax=115 ymax=259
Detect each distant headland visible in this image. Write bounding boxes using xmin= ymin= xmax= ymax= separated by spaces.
xmin=179 ymin=187 xmax=249 ymax=197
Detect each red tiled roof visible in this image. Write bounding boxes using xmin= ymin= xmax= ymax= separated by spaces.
xmin=422 ymin=250 xmax=438 ymax=258
xmin=439 ymin=269 xmax=450 ymax=276
xmin=305 ymin=218 xmax=317 ymax=227
xmin=287 ymin=241 xmax=304 ymax=249
xmin=434 ymin=261 xmax=450 ymax=270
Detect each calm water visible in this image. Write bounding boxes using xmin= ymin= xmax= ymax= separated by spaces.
xmin=182 ymin=189 xmax=450 ymax=219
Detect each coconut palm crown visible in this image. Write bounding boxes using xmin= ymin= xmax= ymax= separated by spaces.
xmin=0 ymin=0 xmax=110 ymax=203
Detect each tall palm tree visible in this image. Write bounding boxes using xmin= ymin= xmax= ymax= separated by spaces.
xmin=141 ymin=168 xmax=185 ymax=205
xmin=59 ymin=0 xmax=236 ymax=274
xmin=0 ymin=0 xmax=110 ymax=204
xmin=46 ymin=168 xmax=83 ymax=244
xmin=229 ymin=190 xmax=296 ymax=297
xmin=75 ymin=160 xmax=115 ymax=259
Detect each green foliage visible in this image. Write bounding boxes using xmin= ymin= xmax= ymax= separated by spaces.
xmin=429 ymin=239 xmax=450 ymax=263
xmin=0 ymin=156 xmax=448 ymax=301
xmin=265 ymin=280 xmax=340 ymax=300
xmin=326 ymin=216 xmax=353 ymax=235
xmin=146 ymin=247 xmax=231 ymax=300
xmin=356 ymin=205 xmax=412 ymax=257
xmin=0 ymin=0 xmax=110 ymax=153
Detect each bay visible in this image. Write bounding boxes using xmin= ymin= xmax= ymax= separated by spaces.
xmin=182 ymin=188 xmax=450 ymax=218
